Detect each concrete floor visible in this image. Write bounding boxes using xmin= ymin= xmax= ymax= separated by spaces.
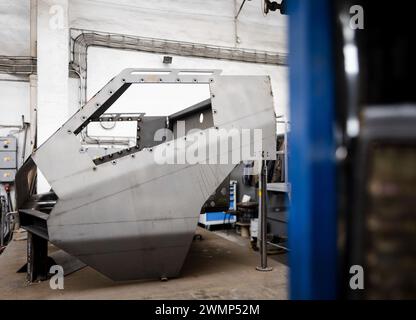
xmin=0 ymin=227 xmax=287 ymax=300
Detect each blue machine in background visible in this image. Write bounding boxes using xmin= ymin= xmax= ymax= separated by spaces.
xmin=199 ymin=180 xmax=237 ymax=230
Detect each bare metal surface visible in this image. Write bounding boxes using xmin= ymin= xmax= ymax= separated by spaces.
xmin=20 ymin=68 xmax=276 ymax=281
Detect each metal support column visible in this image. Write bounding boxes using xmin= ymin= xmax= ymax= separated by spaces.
xmin=0 ymin=197 xmax=5 ymax=247
xmin=27 ymin=232 xmax=49 ymax=282
xmin=288 ymin=0 xmax=337 ymax=299
xmin=256 ymin=158 xmax=273 ymax=272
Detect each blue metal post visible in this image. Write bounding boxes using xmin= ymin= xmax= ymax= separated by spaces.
xmin=288 ymin=0 xmax=337 ymax=299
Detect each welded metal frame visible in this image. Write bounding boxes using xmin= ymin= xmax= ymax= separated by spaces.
xmin=17 ymin=68 xmax=276 ymax=281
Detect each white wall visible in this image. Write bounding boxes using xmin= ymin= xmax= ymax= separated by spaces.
xmin=37 ymin=0 xmax=69 ymax=143
xmin=0 ymin=0 xmax=288 ymax=58
xmin=0 ymin=80 xmax=31 ymax=168
xmin=0 ymin=80 xmax=31 ymax=204
xmin=0 ymin=0 xmax=31 ymax=169
xmin=0 ymin=1 xmax=30 ymax=56
xmin=0 ymin=81 xmax=30 ymax=126
xmin=69 ymin=0 xmax=287 ymax=53
xmin=0 ymin=0 xmax=31 ymax=193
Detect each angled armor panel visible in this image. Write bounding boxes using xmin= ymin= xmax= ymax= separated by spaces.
xmin=17 ymin=69 xmax=276 ymax=280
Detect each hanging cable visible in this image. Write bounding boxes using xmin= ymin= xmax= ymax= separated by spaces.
xmin=235 ymin=0 xmax=248 ymax=19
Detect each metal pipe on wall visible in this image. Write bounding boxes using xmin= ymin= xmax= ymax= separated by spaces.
xmin=0 ymin=56 xmax=37 ymax=75
xmin=69 ymin=28 xmax=288 ymax=106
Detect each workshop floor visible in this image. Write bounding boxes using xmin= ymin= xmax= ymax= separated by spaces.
xmin=0 ymin=227 xmax=288 ymax=300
